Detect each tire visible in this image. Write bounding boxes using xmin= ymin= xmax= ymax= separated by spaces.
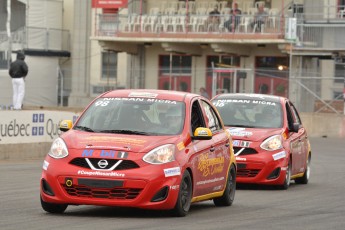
xmin=295 ymin=154 xmax=311 ymax=184
xmin=280 ymin=159 xmax=291 ymax=190
xmin=171 ymin=170 xmax=192 ymax=217
xmin=213 ymin=164 xmax=236 ymax=207
xmin=40 ymin=196 xmax=68 ymax=214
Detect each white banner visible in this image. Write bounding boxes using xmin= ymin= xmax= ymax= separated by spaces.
xmin=0 ymin=110 xmax=79 ymax=144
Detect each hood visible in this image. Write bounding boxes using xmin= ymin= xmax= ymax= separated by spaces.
xmin=16 ymin=52 xmax=25 ymax=60
xmin=226 ymin=126 xmax=283 ymax=142
xmin=61 ymin=130 xmax=180 ymax=153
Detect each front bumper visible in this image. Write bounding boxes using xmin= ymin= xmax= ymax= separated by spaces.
xmin=235 ymin=149 xmax=288 ymax=185
xmin=40 ymin=157 xmax=182 ymax=210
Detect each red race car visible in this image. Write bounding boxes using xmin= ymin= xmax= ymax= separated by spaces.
xmin=40 ymin=89 xmax=236 ymax=216
xmin=212 ymin=93 xmax=311 ymax=189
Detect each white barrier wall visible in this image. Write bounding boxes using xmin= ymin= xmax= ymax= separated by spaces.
xmin=0 ymin=110 xmax=79 ymax=144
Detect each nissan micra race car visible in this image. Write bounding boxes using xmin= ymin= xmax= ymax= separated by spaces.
xmin=212 ymin=93 xmax=311 ymax=189
xmin=40 ymin=89 xmax=236 ymax=216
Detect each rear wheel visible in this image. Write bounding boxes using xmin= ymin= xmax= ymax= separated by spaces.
xmin=40 ymin=196 xmax=68 ymax=214
xmin=295 ymin=154 xmax=311 ymax=184
xmin=170 ymin=170 xmax=192 ymax=217
xmin=213 ymin=164 xmax=236 ymax=206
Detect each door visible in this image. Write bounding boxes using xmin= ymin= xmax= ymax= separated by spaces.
xmin=195 ymin=99 xmax=231 ymax=195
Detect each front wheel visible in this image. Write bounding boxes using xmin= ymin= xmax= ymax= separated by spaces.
xmin=295 ymin=154 xmax=311 ymax=184
xmin=170 ymin=170 xmax=192 ymax=217
xmin=213 ymin=164 xmax=236 ymax=206
xmin=279 ymin=159 xmax=291 ymax=190
xmin=40 ymin=196 xmax=68 ymax=214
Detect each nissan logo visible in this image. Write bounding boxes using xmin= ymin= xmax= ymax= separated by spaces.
xmin=98 ymin=159 xmax=108 ymax=169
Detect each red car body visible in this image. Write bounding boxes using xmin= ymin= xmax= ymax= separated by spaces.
xmin=40 ymin=89 xmax=236 ymax=216
xmin=212 ymin=93 xmax=311 ymax=189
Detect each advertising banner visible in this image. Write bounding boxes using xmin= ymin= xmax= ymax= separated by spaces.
xmin=0 ymin=111 xmax=79 ymax=144
xmin=91 ymin=0 xmax=128 ymax=9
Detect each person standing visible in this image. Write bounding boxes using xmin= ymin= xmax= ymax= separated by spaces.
xmin=9 ymin=52 xmax=28 ymax=110
xmin=199 ymin=87 xmax=210 ymax=99
xmin=224 ymin=2 xmax=242 ymax=32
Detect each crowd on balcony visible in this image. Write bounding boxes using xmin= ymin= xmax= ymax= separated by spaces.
xmin=98 ymin=1 xmax=282 ymax=35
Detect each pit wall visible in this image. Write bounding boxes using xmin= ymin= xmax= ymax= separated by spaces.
xmin=0 ymin=110 xmax=344 ymax=160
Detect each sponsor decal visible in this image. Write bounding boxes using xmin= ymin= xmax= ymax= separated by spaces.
xmin=272 ymin=151 xmax=286 ymax=161
xmin=100 ymin=97 xmax=177 ymax=104
xmin=228 ymin=128 xmax=253 ymax=137
xmin=169 ymin=185 xmax=180 ymax=190
xmin=198 ymin=153 xmax=225 ymax=177
xmin=236 ymin=156 xmax=247 ymax=161
xmin=197 ymin=129 xmax=208 ymax=136
xmin=164 ymin=167 xmax=181 ymax=177
xmin=213 ymin=98 xmax=276 ymax=107
xmin=177 ymin=142 xmax=185 ymax=151
xmin=42 ymin=160 xmax=49 ymax=170
xmin=196 ymin=177 xmax=225 ymax=185
xmin=82 ymin=149 xmax=129 ymax=159
xmin=83 ymin=136 xmax=146 ymax=147
xmin=0 ymin=111 xmax=78 ymax=144
xmin=77 ymin=170 xmax=125 ymax=177
xmin=213 ymin=185 xmax=223 ymax=191
xmin=232 ymin=140 xmax=251 ymax=147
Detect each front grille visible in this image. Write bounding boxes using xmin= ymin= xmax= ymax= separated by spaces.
xmin=69 ymin=158 xmax=140 ymax=170
xmin=237 ymin=169 xmax=261 ymax=177
xmin=63 ymin=184 xmax=142 ymax=200
xmin=233 ymin=147 xmax=258 ymax=155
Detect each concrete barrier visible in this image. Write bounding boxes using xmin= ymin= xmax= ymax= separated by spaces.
xmin=0 ymin=109 xmax=344 ymax=161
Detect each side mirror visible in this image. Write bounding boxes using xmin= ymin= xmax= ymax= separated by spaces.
xmin=291 ymin=122 xmax=301 ymax=133
xmin=60 ymin=120 xmax=73 ymax=132
xmin=193 ymin=127 xmax=212 ymax=140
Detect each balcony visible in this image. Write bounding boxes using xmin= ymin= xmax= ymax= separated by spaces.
xmin=0 ymin=26 xmax=70 ymax=55
xmin=94 ymin=13 xmax=286 ymax=44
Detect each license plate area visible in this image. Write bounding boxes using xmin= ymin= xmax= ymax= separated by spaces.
xmin=78 ymin=178 xmax=124 ymax=188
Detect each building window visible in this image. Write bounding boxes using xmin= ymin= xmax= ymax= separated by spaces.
xmin=335 ymin=62 xmax=345 ymax=83
xmin=102 ymin=51 xmax=117 ymax=80
xmin=255 ymin=56 xmax=289 ymax=96
xmin=159 ymin=55 xmax=192 ymax=75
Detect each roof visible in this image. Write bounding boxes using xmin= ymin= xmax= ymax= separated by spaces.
xmin=213 ymin=93 xmax=284 ymax=103
xmin=100 ymin=89 xmax=201 ymax=102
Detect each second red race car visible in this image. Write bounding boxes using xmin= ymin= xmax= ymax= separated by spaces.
xmin=212 ymin=93 xmax=311 ymax=189
xmin=40 ymin=89 xmax=236 ymax=216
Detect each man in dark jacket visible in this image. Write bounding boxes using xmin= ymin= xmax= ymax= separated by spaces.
xmin=9 ymin=52 xmax=28 ymax=110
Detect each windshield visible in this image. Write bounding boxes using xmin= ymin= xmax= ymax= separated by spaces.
xmin=75 ymin=97 xmax=185 ymax=135
xmin=213 ymin=98 xmax=283 ymax=128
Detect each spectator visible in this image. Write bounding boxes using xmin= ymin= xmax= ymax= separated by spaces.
xmin=207 ymin=5 xmax=220 ymax=31
xmin=9 ymin=52 xmax=28 ymax=110
xmin=224 ymin=2 xmax=242 ymax=32
xmin=251 ymin=5 xmax=268 ymax=32
xmin=199 ymin=87 xmax=210 ymax=99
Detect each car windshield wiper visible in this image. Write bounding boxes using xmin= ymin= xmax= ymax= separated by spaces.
xmin=99 ymin=130 xmax=150 ymax=135
xmin=74 ymin=126 xmax=94 ymax=132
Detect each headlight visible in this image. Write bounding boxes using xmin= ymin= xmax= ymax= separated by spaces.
xmin=260 ymin=135 xmax=283 ymax=151
xmin=143 ymin=144 xmax=175 ymax=164
xmin=48 ymin=138 xmax=69 ymax=159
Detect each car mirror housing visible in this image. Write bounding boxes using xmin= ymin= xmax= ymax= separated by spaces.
xmin=59 ymin=120 xmax=73 ymax=132
xmin=193 ymin=127 xmax=212 ymax=140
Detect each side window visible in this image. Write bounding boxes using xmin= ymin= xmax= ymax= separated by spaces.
xmin=289 ymin=103 xmax=302 ymax=124
xmin=191 ymin=101 xmax=206 ymax=134
xmin=285 ymin=102 xmax=295 ymax=131
xmin=200 ymin=100 xmax=222 ymax=132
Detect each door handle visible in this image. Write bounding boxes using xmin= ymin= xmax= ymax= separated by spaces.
xmin=225 ymin=143 xmax=230 ymax=147
xmin=210 ymin=147 xmax=215 ymax=152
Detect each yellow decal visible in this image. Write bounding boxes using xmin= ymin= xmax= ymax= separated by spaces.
xmin=83 ymin=136 xmax=146 ymax=146
xmin=198 ymin=153 xmax=225 ymax=177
